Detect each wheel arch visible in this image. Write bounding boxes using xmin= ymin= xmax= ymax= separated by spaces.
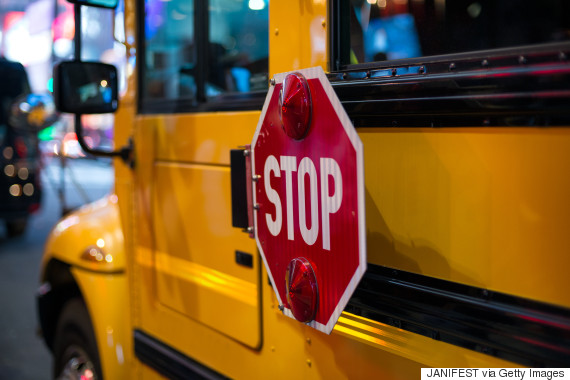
xmin=37 ymin=258 xmax=82 ymax=351
xmin=37 ymin=195 xmax=131 ymax=378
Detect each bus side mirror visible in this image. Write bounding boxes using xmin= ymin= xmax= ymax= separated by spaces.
xmin=53 ymin=61 xmax=118 ymax=115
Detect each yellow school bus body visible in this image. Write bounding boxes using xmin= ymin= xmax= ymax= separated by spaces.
xmin=41 ymin=195 xmax=131 ymax=379
xmin=38 ymin=0 xmax=570 ymax=378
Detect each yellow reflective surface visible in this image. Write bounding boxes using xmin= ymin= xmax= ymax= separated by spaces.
xmin=71 ymin=267 xmax=131 ymax=380
xmin=40 ymin=195 xmax=131 ymax=379
xmin=361 ymin=127 xmax=570 ymax=308
xmin=151 ymin=160 xmax=261 ymax=348
xmin=43 ymin=195 xmax=125 ymax=273
xmin=270 ymin=0 xmax=328 ymax=75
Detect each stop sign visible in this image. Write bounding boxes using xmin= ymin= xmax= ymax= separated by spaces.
xmin=251 ymin=67 xmax=366 ymax=334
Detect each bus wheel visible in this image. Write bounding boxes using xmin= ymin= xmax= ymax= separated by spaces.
xmin=6 ymin=218 xmax=27 ymax=237
xmin=53 ymin=298 xmax=102 ymax=380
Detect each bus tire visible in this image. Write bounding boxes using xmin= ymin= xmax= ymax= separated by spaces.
xmin=53 ymin=298 xmax=103 ymax=380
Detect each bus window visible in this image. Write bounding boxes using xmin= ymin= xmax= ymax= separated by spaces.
xmin=343 ymin=0 xmax=570 ymax=65
xmin=142 ymin=0 xmax=268 ymax=108
xmin=143 ymin=0 xmax=196 ymax=101
xmin=207 ymin=0 xmax=269 ymax=97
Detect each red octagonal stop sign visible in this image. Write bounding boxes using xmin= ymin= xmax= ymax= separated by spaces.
xmin=251 ymin=67 xmax=366 ymax=334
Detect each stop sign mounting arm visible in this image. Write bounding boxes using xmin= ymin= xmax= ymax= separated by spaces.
xmin=230 ymin=146 xmax=255 ymax=239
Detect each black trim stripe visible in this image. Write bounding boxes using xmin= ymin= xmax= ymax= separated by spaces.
xmin=134 ymin=330 xmax=229 ymax=380
xmin=139 ymin=91 xmax=267 ymax=115
xmin=346 ymin=265 xmax=570 ymax=367
xmin=330 ymin=42 xmax=570 ymax=128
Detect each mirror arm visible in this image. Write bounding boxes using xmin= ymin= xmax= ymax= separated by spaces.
xmin=72 ymin=4 xmax=133 ymax=167
xmin=74 ymin=4 xmax=82 ymax=61
xmin=75 ymin=114 xmax=134 ymax=165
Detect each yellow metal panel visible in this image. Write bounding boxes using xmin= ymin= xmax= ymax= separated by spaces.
xmin=40 ymin=194 xmax=132 ymax=377
xmin=43 ymin=195 xmax=126 ymax=273
xmin=361 ymin=127 xmax=570 ymax=308
xmin=72 ymin=267 xmax=132 ymax=380
xmin=152 ymin=112 xmax=259 ymax=164
xmin=270 ymin=0 xmax=328 ymax=75
xmin=151 ymin=162 xmax=261 ymax=348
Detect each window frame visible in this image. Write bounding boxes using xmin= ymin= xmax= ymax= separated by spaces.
xmin=329 ymin=0 xmax=570 ymax=72
xmin=328 ymin=0 xmax=570 ymax=129
xmin=136 ymin=0 xmax=268 ymax=115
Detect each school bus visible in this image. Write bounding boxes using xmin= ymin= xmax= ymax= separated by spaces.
xmin=37 ymin=0 xmax=570 ymax=378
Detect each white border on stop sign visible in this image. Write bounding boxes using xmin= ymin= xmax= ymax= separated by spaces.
xmin=251 ymin=66 xmax=366 ymax=334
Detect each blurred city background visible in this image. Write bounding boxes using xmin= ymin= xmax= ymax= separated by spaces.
xmin=0 ymin=0 xmax=120 ymax=378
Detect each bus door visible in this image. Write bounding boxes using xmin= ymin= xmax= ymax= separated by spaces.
xmin=134 ymin=0 xmax=269 ymax=356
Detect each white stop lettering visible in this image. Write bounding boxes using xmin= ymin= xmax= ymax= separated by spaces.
xmin=263 ymin=155 xmax=342 ymax=250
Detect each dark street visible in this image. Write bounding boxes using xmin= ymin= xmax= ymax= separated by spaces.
xmin=0 ymin=157 xmax=113 ymax=380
